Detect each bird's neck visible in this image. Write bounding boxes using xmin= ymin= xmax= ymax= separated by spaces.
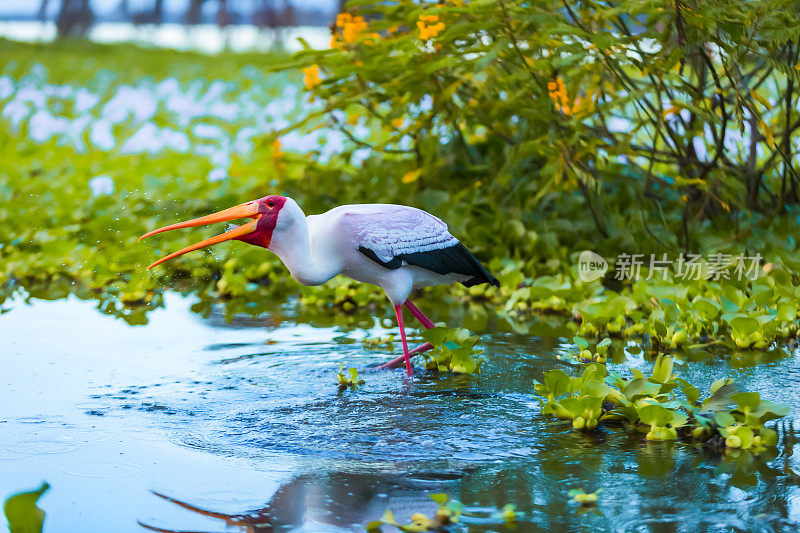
xmin=268 ymin=213 xmax=338 ymax=287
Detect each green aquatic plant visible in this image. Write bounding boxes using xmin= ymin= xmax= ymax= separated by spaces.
xmin=419 ymin=326 xmax=484 ymax=374
xmin=571 ymin=336 xmax=611 ymax=364
xmin=534 ymin=355 xmax=789 ymax=446
xmin=362 ymin=334 xmax=396 ymax=349
xmin=569 ymin=488 xmax=602 ymax=506
xmin=336 ymin=363 xmax=365 ymax=390
xmin=3 ymin=40 xmax=800 ymax=360
xmin=3 ymin=483 xmax=49 ymax=533
xmin=691 ymin=387 xmax=787 ymax=451
xmin=568 ymin=488 xmax=603 ymax=516
xmin=495 ymin=504 xmax=519 ymax=525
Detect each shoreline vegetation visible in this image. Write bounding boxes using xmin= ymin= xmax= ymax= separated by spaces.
xmin=1 ymin=0 xmax=799 ymax=449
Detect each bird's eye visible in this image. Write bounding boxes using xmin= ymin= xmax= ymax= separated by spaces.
xmin=267 ymin=200 xmax=275 ymax=208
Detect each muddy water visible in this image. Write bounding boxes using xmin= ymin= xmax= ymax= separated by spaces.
xmin=2 ymin=292 xmax=800 ymax=532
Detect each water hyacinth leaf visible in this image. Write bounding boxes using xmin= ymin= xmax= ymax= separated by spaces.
xmin=559 ymin=397 xmax=584 ymax=418
xmin=582 ymin=363 xmax=608 ymax=382
xmin=755 ymin=314 xmax=775 ymax=325
xmin=380 ymin=509 xmax=399 ymax=526
xmin=637 ymin=404 xmax=674 ymax=426
xmin=545 ymin=369 xmax=572 ymax=397
xmin=671 ymin=411 xmax=689 ymax=428
xmin=348 ymin=367 xmax=358 ymax=382
xmin=739 ymin=427 xmax=755 ymax=449
xmin=581 ymin=379 xmax=612 ymax=398
xmin=3 ymin=483 xmax=49 ymax=533
xmin=777 ymin=302 xmax=796 ymax=322
xmin=624 ymin=378 xmax=648 ymax=398
xmin=715 ymin=411 xmax=736 ymax=428
xmin=573 ymin=336 xmax=589 ymax=349
xmin=421 ymin=326 xmax=449 ymax=347
xmin=677 ymin=378 xmax=700 ymax=405
xmin=449 ymin=347 xmax=479 ymax=374
xmin=650 ymin=354 xmax=674 ymax=384
xmin=694 ymin=413 xmax=714 ymax=429
xmin=724 ymin=287 xmax=746 ymax=308
xmin=449 ymin=328 xmax=473 ymax=345
xmin=596 ymin=338 xmax=612 ymax=349
xmin=660 ymin=298 xmax=679 ymax=324
xmin=692 ymin=296 xmax=721 ymax=320
xmin=752 ymin=400 xmax=791 ymax=422
xmin=702 ymin=383 xmax=742 ymax=411
xmin=543 ymin=401 xmax=575 ymax=419
xmin=720 ymin=298 xmax=740 ymax=315
xmin=728 ymin=315 xmax=760 ymax=337
xmin=710 ymin=378 xmax=732 ymax=394
xmin=731 ymin=392 xmax=760 ymax=412
xmin=429 ymin=493 xmax=448 ymax=505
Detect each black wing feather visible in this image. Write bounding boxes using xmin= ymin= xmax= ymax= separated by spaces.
xmin=359 ymin=243 xmax=500 ymax=288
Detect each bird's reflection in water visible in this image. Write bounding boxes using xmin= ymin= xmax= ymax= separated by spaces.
xmin=139 ymin=470 xmax=461 ymax=532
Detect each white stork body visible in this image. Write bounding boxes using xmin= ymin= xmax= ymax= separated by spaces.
xmin=140 ymin=195 xmax=498 ymax=377
xmin=270 ymin=200 xmax=473 ymax=305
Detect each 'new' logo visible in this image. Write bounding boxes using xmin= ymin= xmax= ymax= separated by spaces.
xmin=578 ymin=251 xmax=608 ymax=282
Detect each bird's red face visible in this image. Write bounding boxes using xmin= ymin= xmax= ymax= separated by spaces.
xmin=139 ymin=195 xmax=288 ymax=269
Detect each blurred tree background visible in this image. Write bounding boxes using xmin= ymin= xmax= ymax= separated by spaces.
xmin=3 ymin=0 xmax=800 ymax=351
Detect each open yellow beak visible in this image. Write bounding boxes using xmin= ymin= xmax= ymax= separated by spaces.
xmin=139 ymin=201 xmax=261 ymax=270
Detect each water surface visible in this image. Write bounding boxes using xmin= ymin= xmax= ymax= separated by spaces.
xmin=2 ymin=293 xmax=800 ymax=532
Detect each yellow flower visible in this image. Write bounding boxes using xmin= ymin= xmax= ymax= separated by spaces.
xmin=417 ymin=14 xmax=445 ymax=40
xmin=303 ymin=65 xmax=321 ymax=90
xmin=271 ymin=139 xmax=282 ymax=159
xmin=548 ymin=77 xmax=572 ymax=115
xmin=336 ymin=12 xmax=369 ymax=43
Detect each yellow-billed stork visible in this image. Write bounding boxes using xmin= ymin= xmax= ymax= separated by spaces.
xmin=140 ymin=196 xmax=498 ymax=376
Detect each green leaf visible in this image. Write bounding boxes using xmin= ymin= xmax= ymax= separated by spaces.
xmin=4 ymin=483 xmax=49 ymax=533
xmin=692 ymin=296 xmax=721 ymax=320
xmin=596 ymin=338 xmax=611 ymax=354
xmin=573 ymin=336 xmax=589 ymax=349
xmin=729 ymin=315 xmax=760 ymax=336
xmin=715 ymin=411 xmax=736 ymax=428
xmin=637 ymin=404 xmax=674 ymax=426
xmin=752 ymin=400 xmax=791 ymax=422
xmin=421 ymin=326 xmax=449 ymax=347
xmin=581 ymin=379 xmax=612 ymax=398
xmin=677 ymin=378 xmax=700 ymax=405
xmin=380 ymin=509 xmax=398 ymax=526
xmin=542 ymin=369 xmax=572 ymax=398
xmin=650 ymin=354 xmax=674 ymax=384
xmin=777 ymin=302 xmax=796 ymax=322
xmin=702 ymin=383 xmax=742 ymax=411
xmin=449 ymin=347 xmax=478 ymax=374
xmin=429 ymin=493 xmax=449 ymax=505
xmin=735 ymin=426 xmax=754 ymax=449
xmin=731 ymin=392 xmax=760 ymax=412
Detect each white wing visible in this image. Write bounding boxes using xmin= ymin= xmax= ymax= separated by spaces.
xmin=343 ymin=206 xmax=459 ymax=263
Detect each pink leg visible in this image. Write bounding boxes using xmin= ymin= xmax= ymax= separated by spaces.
xmin=394 ymin=305 xmax=413 ymax=376
xmin=404 ymin=300 xmax=436 ymax=329
xmin=380 ymin=299 xmax=437 ymax=370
